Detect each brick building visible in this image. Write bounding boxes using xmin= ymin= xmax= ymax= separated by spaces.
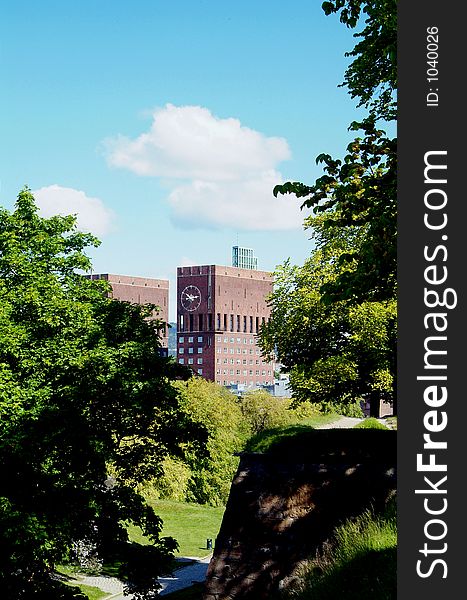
xmin=176 ymin=265 xmax=275 ymax=389
xmin=88 ymin=273 xmax=169 ymax=349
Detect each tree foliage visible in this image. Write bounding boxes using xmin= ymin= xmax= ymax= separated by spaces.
xmin=153 ymin=378 xmax=248 ymax=507
xmin=322 ymin=0 xmax=397 ymax=122
xmin=263 ymin=1 xmax=397 ymax=413
xmin=275 ymin=120 xmax=396 ymax=304
xmin=0 ymin=189 xmax=203 ymax=599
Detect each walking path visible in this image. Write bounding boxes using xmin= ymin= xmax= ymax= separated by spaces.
xmin=158 ymin=555 xmax=212 ymax=596
xmin=317 ymin=415 xmax=365 ymax=429
xmin=71 ymin=554 xmax=212 ymax=599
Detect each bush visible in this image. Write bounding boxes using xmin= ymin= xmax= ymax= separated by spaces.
xmin=240 ymin=391 xmax=322 ymax=434
xmin=150 ymin=378 xmax=248 ymax=506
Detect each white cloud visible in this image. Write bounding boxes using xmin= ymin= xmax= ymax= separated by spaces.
xmin=103 ymin=104 xmax=302 ymax=231
xmin=168 ymin=171 xmax=303 ymax=230
xmin=33 ymin=185 xmax=116 ymax=237
xmin=104 ymin=104 xmax=290 ymax=181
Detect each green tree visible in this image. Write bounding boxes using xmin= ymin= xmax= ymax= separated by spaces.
xmin=154 ymin=378 xmax=248 ymax=506
xmin=322 ymin=0 xmax=397 ymax=122
xmin=0 ymin=189 xmax=203 ymax=599
xmin=260 ymin=250 xmax=396 ymax=414
xmin=263 ymin=1 xmax=397 ymax=415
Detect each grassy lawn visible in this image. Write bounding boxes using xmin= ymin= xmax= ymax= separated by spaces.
xmin=354 ymin=417 xmax=389 ymax=430
xmin=127 ymin=499 xmax=225 ymax=558
xmin=66 ymin=582 xmax=109 ymax=600
xmin=56 ymin=568 xmax=109 ymax=600
xmin=244 ymin=412 xmax=339 ymax=453
xmin=287 ymin=497 xmax=397 ymax=599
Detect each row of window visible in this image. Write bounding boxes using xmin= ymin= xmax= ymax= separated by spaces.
xmin=178 ymin=313 xmax=270 ymax=334
xmin=217 ymin=347 xmax=260 ymax=355
xmin=178 ymin=358 xmax=203 ymax=365
xmin=216 ymin=369 xmax=272 ymax=376
xmin=216 ymin=336 xmax=255 ymax=345
xmin=221 ymin=380 xmax=272 ymax=386
xmin=179 ymin=336 xmax=203 ymax=344
xmin=220 ymin=358 xmax=269 ymax=366
xmin=178 ymin=347 xmax=203 ymax=354
xmin=216 ymin=314 xmax=266 ymax=334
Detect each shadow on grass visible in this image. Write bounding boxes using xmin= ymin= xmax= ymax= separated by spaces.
xmin=290 ymin=546 xmax=396 ymax=600
xmin=244 ymin=424 xmax=318 ymax=453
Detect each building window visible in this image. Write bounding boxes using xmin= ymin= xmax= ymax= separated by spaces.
xmin=217 ymin=314 xmax=221 ymax=330
xmin=230 ymin=337 xmax=235 ymax=343
xmin=188 ymin=336 xmax=194 ymax=343
xmin=224 ymin=337 xmax=228 ymax=343
xmin=224 ymin=348 xmax=228 ymax=353
xmin=188 ymin=358 xmax=194 ymax=365
xmin=197 ymin=358 xmax=203 ymax=365
xmin=188 ymin=348 xmax=194 ymax=354
xmin=230 ymin=348 xmax=235 ymax=354
xmin=178 ymin=359 xmax=184 ymax=364
xmin=197 ymin=336 xmax=203 ymax=343
xmin=178 ymin=348 xmax=184 ymax=354
xmin=198 ymin=369 xmax=203 ymax=375
xmin=197 ymin=348 xmax=203 ymax=354
xmin=217 ymin=335 xmax=222 ymax=343
xmin=179 ymin=337 xmax=184 ymax=343
xmin=230 ymin=358 xmax=234 ymax=364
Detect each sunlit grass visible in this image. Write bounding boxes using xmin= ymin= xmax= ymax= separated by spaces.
xmin=127 ymin=499 xmax=225 ymax=558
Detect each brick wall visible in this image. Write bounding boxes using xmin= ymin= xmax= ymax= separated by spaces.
xmin=203 ymin=429 xmax=396 ymax=599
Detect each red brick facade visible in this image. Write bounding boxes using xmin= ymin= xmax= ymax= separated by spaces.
xmin=177 ymin=265 xmax=274 ymax=388
xmin=88 ymin=273 xmax=169 ymax=347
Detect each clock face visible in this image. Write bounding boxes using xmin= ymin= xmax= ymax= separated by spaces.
xmin=181 ymin=285 xmax=202 ymax=311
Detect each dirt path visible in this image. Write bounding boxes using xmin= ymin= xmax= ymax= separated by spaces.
xmin=317 ymin=416 xmax=365 ymax=429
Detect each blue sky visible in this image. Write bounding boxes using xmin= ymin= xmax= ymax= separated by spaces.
xmin=1 ymin=0 xmax=365 ymax=320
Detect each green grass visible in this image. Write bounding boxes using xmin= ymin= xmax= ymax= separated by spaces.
xmin=244 ymin=413 xmax=339 ymax=453
xmin=56 ymin=567 xmax=109 ymax=600
xmin=127 ymin=499 xmax=225 ymax=558
xmin=354 ymin=417 xmax=389 ymax=430
xmin=67 ymin=582 xmax=109 ymax=600
xmin=285 ymin=498 xmax=397 ymax=599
